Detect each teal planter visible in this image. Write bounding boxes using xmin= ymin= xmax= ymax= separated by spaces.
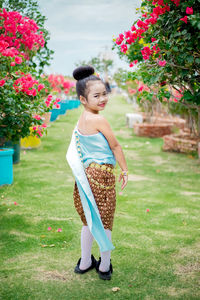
xmin=67 ymin=99 xmax=80 ymax=109
xmin=3 ymin=139 xmax=20 ymax=164
xmin=0 ymin=148 xmax=14 ymax=186
xmin=50 ymin=108 xmax=60 ymax=122
xmin=59 ymin=100 xmax=69 ymax=115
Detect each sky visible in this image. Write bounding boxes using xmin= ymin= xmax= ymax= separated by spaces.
xmin=38 ymin=0 xmax=142 ymax=77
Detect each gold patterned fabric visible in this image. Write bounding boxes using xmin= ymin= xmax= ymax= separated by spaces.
xmin=73 ymin=163 xmax=116 ymax=231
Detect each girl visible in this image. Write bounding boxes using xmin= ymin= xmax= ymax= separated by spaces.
xmin=66 ymin=65 xmax=128 ymax=280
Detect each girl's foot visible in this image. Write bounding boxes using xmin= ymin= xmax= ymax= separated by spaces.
xmin=74 ymin=254 xmax=97 ymax=274
xmin=96 ymin=257 xmax=113 ymax=280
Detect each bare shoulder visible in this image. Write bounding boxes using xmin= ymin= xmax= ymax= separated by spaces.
xmin=91 ymin=114 xmax=110 ymax=129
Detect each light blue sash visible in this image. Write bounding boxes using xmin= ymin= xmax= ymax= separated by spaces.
xmin=66 ymin=124 xmax=115 ymax=252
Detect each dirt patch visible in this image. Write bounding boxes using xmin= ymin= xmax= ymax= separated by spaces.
xmin=169 ymin=207 xmax=189 ymax=214
xmin=166 ymin=286 xmax=191 ymax=297
xmin=180 ymin=191 xmax=200 ymax=196
xmin=35 ymin=268 xmax=73 ymax=282
xmin=175 ymin=261 xmax=200 ymax=275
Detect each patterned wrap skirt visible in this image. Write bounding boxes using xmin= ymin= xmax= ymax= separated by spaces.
xmin=73 ymin=163 xmax=116 ymax=231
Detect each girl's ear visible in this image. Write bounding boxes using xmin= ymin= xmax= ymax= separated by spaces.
xmin=80 ymin=95 xmax=87 ymax=105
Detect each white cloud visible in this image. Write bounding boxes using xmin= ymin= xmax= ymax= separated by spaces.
xmin=38 ymin=0 xmax=142 ymax=75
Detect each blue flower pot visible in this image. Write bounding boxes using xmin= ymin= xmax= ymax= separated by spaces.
xmin=0 ymin=148 xmax=14 ymax=186
xmin=50 ymin=108 xmax=60 ymax=122
xmin=59 ymin=100 xmax=69 ymax=115
xmin=3 ymin=139 xmax=20 ymax=164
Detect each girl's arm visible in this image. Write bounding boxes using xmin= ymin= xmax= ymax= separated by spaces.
xmin=94 ymin=115 xmax=128 ymax=190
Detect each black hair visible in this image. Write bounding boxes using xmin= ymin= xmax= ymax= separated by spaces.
xmin=72 ymin=65 xmax=102 ymax=99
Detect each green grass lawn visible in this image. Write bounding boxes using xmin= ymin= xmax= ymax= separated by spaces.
xmin=0 ymin=95 xmax=200 ymax=300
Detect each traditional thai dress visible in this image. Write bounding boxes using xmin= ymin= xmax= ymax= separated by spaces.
xmin=66 ymin=123 xmax=116 ymax=252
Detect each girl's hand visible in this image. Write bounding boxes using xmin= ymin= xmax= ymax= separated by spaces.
xmin=118 ymin=173 xmax=128 ymax=190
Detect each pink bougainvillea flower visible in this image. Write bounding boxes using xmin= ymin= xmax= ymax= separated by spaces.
xmin=41 ymin=123 xmax=47 ymax=128
xmin=10 ymin=61 xmax=16 ymax=66
xmin=119 ymin=191 xmax=123 ymax=195
xmin=48 ymin=227 xmax=52 ymax=231
xmin=142 ymin=12 xmax=148 ymax=18
xmin=180 ymin=16 xmax=188 ymax=23
xmin=14 ymin=202 xmax=18 ymax=205
xmin=55 ymin=104 xmax=60 ymax=109
xmin=134 ymin=60 xmax=138 ymax=64
xmin=36 ymin=129 xmax=42 ymax=137
xmin=0 ymin=79 xmax=5 ymax=87
xmin=186 ymin=7 xmax=193 ymax=15
xmin=146 ymin=208 xmax=150 ymax=212
xmin=45 ymin=100 xmax=50 ymax=107
xmin=138 ymin=86 xmax=144 ymax=92
xmin=15 ymin=56 xmax=22 ymax=64
xmin=120 ymin=44 xmax=128 ymax=53
xmin=57 ymin=228 xmax=62 ymax=232
xmin=151 ymin=37 xmax=157 ymax=42
xmin=158 ymin=60 xmax=166 ymax=66
xmin=129 ymin=62 xmax=134 ymax=67
xmin=32 ymin=126 xmax=37 ymax=130
xmin=131 ymin=25 xmax=136 ymax=31
xmin=33 ymin=114 xmax=41 ymax=120
xmin=37 ymin=84 xmax=45 ymax=92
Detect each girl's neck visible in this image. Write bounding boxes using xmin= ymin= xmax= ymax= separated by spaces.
xmin=84 ymin=107 xmax=99 ymax=114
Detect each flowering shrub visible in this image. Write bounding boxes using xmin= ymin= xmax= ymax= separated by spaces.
xmin=0 ymin=9 xmax=45 ymax=65
xmin=113 ymin=0 xmax=200 ymax=136
xmin=0 ymin=9 xmax=56 ymax=143
xmin=47 ymin=74 xmax=75 ymax=96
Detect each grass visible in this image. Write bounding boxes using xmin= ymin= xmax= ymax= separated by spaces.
xmin=0 ymin=94 xmax=200 ymax=300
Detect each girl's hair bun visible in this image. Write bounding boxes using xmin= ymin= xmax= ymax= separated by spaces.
xmin=73 ymin=65 xmax=95 ymax=81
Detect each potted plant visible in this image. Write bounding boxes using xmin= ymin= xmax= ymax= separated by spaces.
xmin=0 ymin=148 xmax=14 ymax=186
xmin=0 ymin=8 xmax=56 ymax=162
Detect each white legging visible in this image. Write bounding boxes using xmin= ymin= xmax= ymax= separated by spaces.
xmin=79 ymin=225 xmax=111 ymax=272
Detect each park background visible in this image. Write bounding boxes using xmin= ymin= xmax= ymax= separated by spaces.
xmin=0 ymin=0 xmax=200 ymax=299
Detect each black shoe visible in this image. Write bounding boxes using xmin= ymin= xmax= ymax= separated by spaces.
xmin=74 ymin=254 xmax=97 ymax=274
xmin=96 ymin=257 xmax=113 ymax=280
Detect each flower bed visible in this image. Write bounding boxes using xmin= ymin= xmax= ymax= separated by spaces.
xmin=133 ymin=123 xmax=172 ymax=138
xmin=162 ymin=133 xmax=200 ymax=154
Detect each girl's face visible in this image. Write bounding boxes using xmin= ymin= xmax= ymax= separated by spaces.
xmin=80 ymin=81 xmax=108 ymax=114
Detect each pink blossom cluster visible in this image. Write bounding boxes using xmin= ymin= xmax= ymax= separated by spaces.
xmin=13 ymin=73 xmax=45 ymax=96
xmin=32 ymin=123 xmax=47 ymax=137
xmin=0 ymin=8 xmax=45 ymax=64
xmin=115 ymin=1 xmax=194 ymax=65
xmin=45 ymin=94 xmax=61 ymax=108
xmin=48 ymin=74 xmax=75 ymax=95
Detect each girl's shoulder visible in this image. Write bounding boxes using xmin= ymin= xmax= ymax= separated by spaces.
xmin=85 ymin=113 xmax=108 ymax=127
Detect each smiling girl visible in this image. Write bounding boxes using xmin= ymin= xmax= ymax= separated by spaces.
xmin=66 ymin=65 xmax=128 ymax=280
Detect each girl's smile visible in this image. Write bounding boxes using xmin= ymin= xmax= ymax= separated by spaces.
xmin=80 ymin=81 xmax=108 ymax=114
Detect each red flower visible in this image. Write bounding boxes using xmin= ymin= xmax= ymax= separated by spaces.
xmin=158 ymin=60 xmax=166 ymax=66
xmin=131 ymin=25 xmax=136 ymax=31
xmin=15 ymin=56 xmax=22 ymax=64
xmin=10 ymin=62 xmax=16 ymax=66
xmin=37 ymin=84 xmax=45 ymax=92
xmin=0 ymin=79 xmax=5 ymax=86
xmin=138 ymin=86 xmax=144 ymax=92
xmin=120 ymin=44 xmax=128 ymax=53
xmin=180 ymin=16 xmax=188 ymax=24
xmin=186 ymin=7 xmax=193 ymax=15
xmin=33 ymin=115 xmax=41 ymax=120
xmin=151 ymin=37 xmax=157 ymax=42
xmin=129 ymin=62 xmax=134 ymax=67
